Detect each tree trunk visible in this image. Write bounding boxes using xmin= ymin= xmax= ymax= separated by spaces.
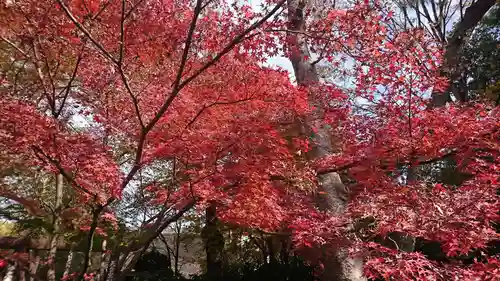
xmin=63 ymin=247 xmax=75 ymax=278
xmin=431 ymin=0 xmax=496 ymax=107
xmin=280 ymin=235 xmax=291 ymax=265
xmin=266 ymin=236 xmax=277 ymax=264
xmin=285 ymin=1 xmax=364 ymax=281
xmin=28 ymin=250 xmax=40 ymax=281
xmin=96 ymin=240 xmax=109 ymax=281
xmin=174 ymin=222 xmax=181 ymax=277
xmin=17 ymin=265 xmax=26 ymax=281
xmin=103 ymin=256 xmax=118 ymax=281
xmin=47 ymin=173 xmax=63 ymax=281
xmin=201 ymin=203 xmax=224 ymax=280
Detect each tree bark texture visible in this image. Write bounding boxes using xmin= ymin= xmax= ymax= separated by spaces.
xmin=47 ymin=174 xmax=63 ymax=281
xmin=285 ymin=1 xmax=365 ymax=280
xmin=201 ymin=203 xmax=224 ymax=280
xmin=63 ymin=247 xmax=75 ymax=278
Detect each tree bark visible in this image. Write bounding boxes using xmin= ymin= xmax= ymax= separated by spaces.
xmin=174 ymin=222 xmax=181 ymax=277
xmin=431 ymin=0 xmax=497 ymax=107
xmin=63 ymin=247 xmax=75 ymax=278
xmin=96 ymin=240 xmax=109 ymax=281
xmin=285 ymin=1 xmax=364 ymax=280
xmin=28 ymin=250 xmax=40 ymax=281
xmin=47 ymin=173 xmax=63 ymax=281
xmin=201 ymin=203 xmax=224 ymax=280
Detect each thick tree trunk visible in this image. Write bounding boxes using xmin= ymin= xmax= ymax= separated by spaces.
xmin=285 ymin=1 xmax=364 ymax=280
xmin=201 ymin=203 xmax=224 ymax=280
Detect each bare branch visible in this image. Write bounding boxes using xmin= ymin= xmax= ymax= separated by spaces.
xmin=119 ymin=0 xmax=126 ymax=65
xmin=171 ymin=0 xmax=204 ymax=93
xmin=0 ymin=36 xmax=28 ymax=57
xmin=56 ymin=48 xmax=84 ymax=118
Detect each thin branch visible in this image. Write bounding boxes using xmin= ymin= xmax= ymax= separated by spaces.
xmin=92 ymin=0 xmax=112 ymax=20
xmin=171 ymin=0 xmax=204 ymax=93
xmin=200 ymin=0 xmax=216 ymax=10
xmin=56 ymin=49 xmax=84 ymax=118
xmin=118 ymin=68 xmax=145 ymax=128
xmin=119 ymin=0 xmax=126 ymax=65
xmin=124 ymin=0 xmax=147 ymax=20
xmin=185 ymin=97 xmax=254 ymax=129
xmin=55 ymin=0 xmax=117 ymax=64
xmin=116 ymin=0 xmax=206 ymax=193
xmin=117 ymin=0 xmax=286 ymax=197
xmin=317 ymin=149 xmax=457 ymax=175
xmin=0 ymin=36 xmax=28 ymax=57
xmin=31 ymin=146 xmax=93 ymax=196
xmin=32 ymin=40 xmax=55 ymax=113
xmin=43 ymin=55 xmax=57 ymax=111
xmin=175 ymin=0 xmax=287 ymax=93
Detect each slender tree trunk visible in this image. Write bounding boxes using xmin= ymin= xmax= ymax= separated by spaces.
xmin=280 ymin=235 xmax=291 ymax=265
xmin=28 ymin=250 xmax=40 ymax=281
xmin=285 ymin=1 xmax=364 ymax=280
xmin=105 ymin=200 xmax=196 ymax=281
xmin=174 ymin=222 xmax=181 ymax=277
xmin=201 ymin=203 xmax=224 ymax=280
xmin=96 ymin=240 xmax=109 ymax=281
xmin=63 ymin=247 xmax=75 ymax=278
xmin=47 ymin=173 xmax=64 ymax=281
xmin=266 ymin=236 xmax=277 ymax=264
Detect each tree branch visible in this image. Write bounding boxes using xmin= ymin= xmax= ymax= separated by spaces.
xmin=55 ymin=0 xmax=117 ymax=64
xmin=185 ymin=97 xmax=254 ymax=129
xmin=31 ymin=146 xmax=93 ymax=197
xmin=118 ymin=0 xmax=126 ymax=65
xmin=0 ymin=36 xmax=28 ymax=57
xmin=55 ymin=48 xmax=84 ymax=118
xmin=431 ymin=0 xmax=497 ymax=105
xmin=76 ymin=206 xmax=103 ymax=281
xmin=117 ymin=0 xmax=286 ymax=196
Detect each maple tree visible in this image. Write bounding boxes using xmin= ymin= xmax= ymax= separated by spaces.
xmin=0 ymin=0 xmax=498 ymax=281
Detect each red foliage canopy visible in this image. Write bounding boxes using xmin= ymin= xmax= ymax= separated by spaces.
xmin=0 ymin=0 xmax=498 ymax=280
